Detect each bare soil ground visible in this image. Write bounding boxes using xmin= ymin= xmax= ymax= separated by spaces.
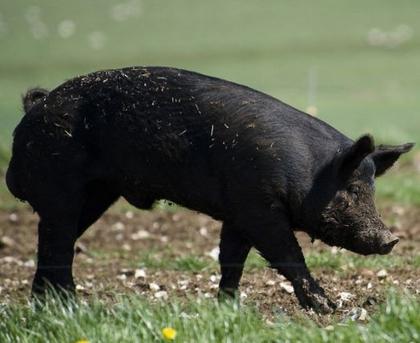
xmin=1 ymin=203 xmax=419 ymax=324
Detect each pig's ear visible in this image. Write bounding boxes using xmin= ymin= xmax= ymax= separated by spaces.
xmin=371 ymin=143 xmax=415 ymax=177
xmin=339 ymin=135 xmax=375 ymax=178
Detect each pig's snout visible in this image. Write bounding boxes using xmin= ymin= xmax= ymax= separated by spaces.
xmin=352 ymin=226 xmax=400 ymax=256
xmin=378 ymin=234 xmax=399 ymax=255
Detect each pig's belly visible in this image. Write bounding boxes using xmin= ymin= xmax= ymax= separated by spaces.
xmin=121 ymin=168 xmax=225 ymax=220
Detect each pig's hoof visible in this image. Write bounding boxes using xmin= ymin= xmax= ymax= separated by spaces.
xmin=295 ymin=279 xmax=336 ymax=314
xmin=31 ymin=278 xmax=76 ymax=304
xmin=31 ymin=289 xmax=76 ymax=312
xmin=301 ymin=293 xmax=336 ymax=314
xmin=217 ymin=288 xmax=238 ymax=302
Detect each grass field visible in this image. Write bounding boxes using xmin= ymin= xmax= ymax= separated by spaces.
xmin=1 ymin=292 xmax=419 ymax=343
xmin=1 ymin=207 xmax=419 ymax=342
xmin=0 ymin=1 xmax=419 ymax=342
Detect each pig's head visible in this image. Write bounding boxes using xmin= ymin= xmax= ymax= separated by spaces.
xmin=316 ymin=135 xmax=414 ymax=255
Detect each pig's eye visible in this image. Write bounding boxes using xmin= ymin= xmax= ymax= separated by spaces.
xmin=348 ymin=184 xmax=360 ymax=196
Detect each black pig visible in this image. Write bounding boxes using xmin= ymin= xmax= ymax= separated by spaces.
xmin=6 ymin=67 xmax=414 ymax=313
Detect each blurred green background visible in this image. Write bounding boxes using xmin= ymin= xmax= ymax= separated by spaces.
xmin=0 ymin=0 xmax=419 ymax=204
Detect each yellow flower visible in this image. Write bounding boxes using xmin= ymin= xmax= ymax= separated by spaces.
xmin=75 ymin=340 xmax=89 ymax=343
xmin=162 ymin=327 xmax=177 ymax=340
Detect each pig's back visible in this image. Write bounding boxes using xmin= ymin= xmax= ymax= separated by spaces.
xmin=43 ymin=67 xmax=350 ymax=215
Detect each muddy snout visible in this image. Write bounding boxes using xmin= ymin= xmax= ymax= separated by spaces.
xmin=378 ymin=230 xmax=399 ymax=255
xmin=352 ymin=222 xmax=400 ymax=255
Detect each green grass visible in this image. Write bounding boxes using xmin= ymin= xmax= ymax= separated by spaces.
xmin=88 ymin=248 xmax=269 ymax=272
xmin=376 ymin=170 xmax=420 ymax=206
xmin=136 ymin=254 xmax=211 ymax=272
xmin=306 ymin=250 xmax=420 ymax=271
xmin=1 ymin=291 xmax=418 ymax=342
xmin=88 ymin=247 xmax=417 ymax=274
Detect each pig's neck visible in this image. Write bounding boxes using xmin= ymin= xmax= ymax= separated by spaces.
xmin=282 ymin=135 xmax=353 ymax=233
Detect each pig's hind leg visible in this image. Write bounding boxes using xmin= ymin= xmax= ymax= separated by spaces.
xmin=218 ymin=222 xmax=252 ymax=299
xmin=31 ymin=184 xmax=85 ymax=298
xmin=32 ymin=179 xmax=119 ymax=298
xmin=241 ymin=212 xmax=336 ymax=314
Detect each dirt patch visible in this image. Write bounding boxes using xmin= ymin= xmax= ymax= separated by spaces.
xmin=0 ymin=202 xmax=419 ymax=324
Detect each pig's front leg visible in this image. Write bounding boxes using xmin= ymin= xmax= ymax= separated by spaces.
xmin=242 ymin=213 xmax=336 ymax=314
xmin=218 ymin=222 xmax=252 ymax=299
